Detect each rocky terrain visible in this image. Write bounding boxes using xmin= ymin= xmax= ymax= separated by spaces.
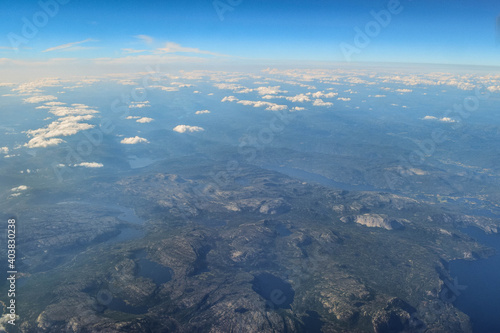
xmin=2 ymin=159 xmax=498 ymax=333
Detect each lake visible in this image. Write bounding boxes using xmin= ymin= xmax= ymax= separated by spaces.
xmin=449 ymin=227 xmax=500 ymax=333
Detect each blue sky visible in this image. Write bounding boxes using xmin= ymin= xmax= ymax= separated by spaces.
xmin=1 ymin=0 xmax=499 ymax=77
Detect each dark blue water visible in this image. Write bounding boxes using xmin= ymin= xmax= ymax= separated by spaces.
xmin=449 ymin=227 xmax=500 ymax=333
xmin=252 ymin=273 xmax=295 ymax=309
xmin=134 ymin=250 xmax=173 ymax=285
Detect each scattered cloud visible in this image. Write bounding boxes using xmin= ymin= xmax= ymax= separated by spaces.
xmin=171 ymin=82 xmax=193 ymax=88
xmin=120 ymin=136 xmax=149 ymax=144
xmin=116 ymin=79 xmax=138 ymax=86
xmin=286 ymin=94 xmax=310 ymax=102
xmin=237 ymin=100 xmax=288 ymax=111
xmin=42 ymin=38 xmax=96 ymax=53
xmin=136 ymin=117 xmax=154 ymax=123
xmin=311 ymin=91 xmax=338 ymax=98
xmin=122 ymin=48 xmax=147 ymax=54
xmin=221 ymin=96 xmax=238 ymax=102
xmin=135 ymin=34 xmax=154 ymax=44
xmin=24 ymin=95 xmax=58 ymax=104
xmin=214 ymin=83 xmax=244 ymax=90
xmin=24 ymin=103 xmax=98 ymax=148
xmin=11 ymin=185 xmax=28 ymax=192
xmin=173 ymin=125 xmax=204 ymax=133
xmin=156 ymin=42 xmax=224 ymax=56
xmin=423 ymin=115 xmax=457 ymax=123
xmin=235 ymin=88 xmax=253 ymax=94
xmin=439 ymin=117 xmax=456 ymax=123
xmin=150 ymin=85 xmax=179 ymax=92
xmin=256 ymin=86 xmax=287 ymax=95
xmin=195 ymin=110 xmax=210 ymax=114
xmin=0 ymin=147 xmax=9 ymax=154
xmin=75 ymin=162 xmax=103 ymax=168
xmin=313 ymin=99 xmax=333 ymax=107
xmin=129 ymin=101 xmax=150 ymax=108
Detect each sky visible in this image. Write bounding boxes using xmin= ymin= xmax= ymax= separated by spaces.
xmin=1 ymin=0 xmax=500 ymax=80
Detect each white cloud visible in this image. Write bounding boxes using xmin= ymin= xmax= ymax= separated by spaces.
xmin=135 ymin=34 xmax=154 ymax=44
xmin=25 ymin=137 xmax=65 ymax=148
xmin=395 ymin=89 xmax=413 ymax=93
xmin=311 ymin=91 xmax=338 ymax=98
xmin=256 ymin=86 xmax=287 ymax=95
xmin=122 ymin=48 xmax=147 ymax=54
xmin=171 ymin=82 xmax=193 ymax=87
xmin=214 ymin=83 xmax=244 ymax=90
xmin=439 ymin=117 xmax=456 ymax=123
xmin=75 ymin=162 xmax=103 ymax=168
xmin=149 ymin=85 xmax=179 ymax=92
xmin=156 ymin=42 xmax=224 ymax=56
xmin=286 ymin=94 xmax=310 ymax=102
xmin=313 ymin=99 xmax=333 ymax=107
xmin=116 ymin=79 xmax=138 ymax=86
xmin=24 ymin=95 xmax=58 ymax=104
xmin=24 ymin=103 xmax=98 ymax=148
xmin=129 ymin=102 xmax=150 ymax=108
xmin=337 ymin=97 xmax=351 ymax=101
xmin=120 ymin=136 xmax=149 ymax=144
xmin=43 ymin=38 xmax=96 ymax=52
xmin=237 ymin=100 xmax=288 ymax=111
xmin=126 ymin=116 xmax=141 ymax=119
xmin=261 ymin=94 xmax=280 ymax=100
xmin=25 ymin=119 xmax=94 ymax=148
xmin=423 ymin=116 xmax=457 ymax=123
xmin=173 ymin=125 xmax=204 ymax=133
xmin=11 ymin=185 xmax=28 ymax=192
xmin=235 ymin=88 xmax=254 ymax=94
xmin=266 ymin=104 xmax=288 ymax=111
xmin=0 ymin=147 xmax=8 ymax=154
xmin=195 ymin=110 xmax=210 ymax=114
xmin=291 ymin=106 xmax=305 ymax=111
xmin=12 ymin=78 xmax=63 ymax=94
xmin=48 ymin=105 xmax=98 ymax=117
xmin=136 ymin=117 xmax=154 ymax=123
xmin=221 ymin=96 xmax=238 ymax=102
